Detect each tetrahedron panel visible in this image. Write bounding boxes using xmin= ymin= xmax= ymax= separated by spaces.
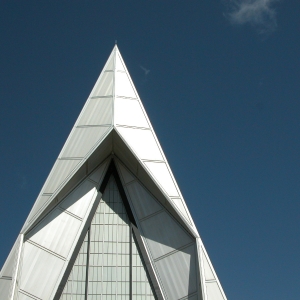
xmin=17 ymin=177 xmax=100 ymax=299
xmin=116 ymin=160 xmax=200 ymax=299
xmin=23 ymin=49 xmax=116 ymax=229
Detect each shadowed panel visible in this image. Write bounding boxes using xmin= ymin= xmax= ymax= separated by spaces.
xmin=141 ymin=211 xmax=193 ymax=259
xmin=155 ymin=244 xmax=197 ymax=299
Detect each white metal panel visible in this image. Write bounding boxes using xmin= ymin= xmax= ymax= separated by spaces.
xmin=0 ymin=278 xmax=10 ymax=300
xmin=59 ymin=182 xmax=97 ymax=219
xmin=0 ymin=235 xmax=20 ymax=278
xmin=43 ymin=159 xmax=81 ymax=194
xmin=88 ymin=159 xmax=109 ymax=183
xmin=206 ymin=282 xmax=226 ymax=300
xmin=114 ymin=98 xmax=150 ymax=128
xmin=200 ymin=245 xmax=227 ymax=300
xmin=89 ymin=71 xmax=114 ymax=97
xmin=155 ymin=244 xmax=197 ymax=300
xmin=105 ymin=52 xmax=115 ymax=71
xmin=171 ymin=197 xmax=191 ymax=223
xmin=126 ymin=181 xmax=162 ymax=220
xmin=0 ymin=235 xmax=22 ymax=300
xmin=19 ymin=243 xmax=65 ymax=299
xmin=117 ymin=162 xmax=135 ymax=184
xmin=115 ymin=71 xmax=137 ymax=99
xmin=115 ymin=52 xmax=126 ymax=72
xmin=116 ymin=127 xmax=163 ymax=161
xmin=144 ymin=161 xmax=179 ymax=196
xmin=61 ymin=127 xmax=110 ymax=158
xmin=26 ymin=195 xmax=51 ymax=223
xmin=20 ymin=175 xmax=100 ymax=299
xmin=141 ymin=211 xmax=193 ymax=259
xmin=28 ymin=209 xmax=82 ymax=258
xmin=202 ymin=250 xmax=215 ymax=281
xmin=77 ymin=98 xmax=113 ymax=126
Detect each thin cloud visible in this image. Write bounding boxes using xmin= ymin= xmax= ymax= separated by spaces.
xmin=140 ymin=65 xmax=150 ymax=76
xmin=225 ymin=0 xmax=279 ymax=34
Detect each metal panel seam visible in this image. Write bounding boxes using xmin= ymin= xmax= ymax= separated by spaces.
xmin=18 ymin=289 xmax=40 ymax=300
xmin=112 ymin=46 xmax=116 ymax=128
xmin=139 ymin=209 xmax=165 ymax=222
xmin=153 ymin=242 xmax=195 ymax=263
xmin=56 ymin=207 xmax=82 ymax=221
xmin=26 ymin=240 xmax=66 ymax=261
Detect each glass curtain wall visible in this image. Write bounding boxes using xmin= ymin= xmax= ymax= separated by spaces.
xmin=60 ymin=176 xmax=155 ymax=300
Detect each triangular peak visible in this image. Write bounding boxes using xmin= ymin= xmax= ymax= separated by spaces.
xmin=22 ymin=46 xmax=196 ymax=233
xmin=1 ymin=45 xmax=228 ymax=300
xmin=88 ymin=45 xmax=115 ymax=98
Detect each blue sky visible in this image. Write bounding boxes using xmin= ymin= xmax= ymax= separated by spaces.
xmin=1 ymin=1 xmax=300 ymax=299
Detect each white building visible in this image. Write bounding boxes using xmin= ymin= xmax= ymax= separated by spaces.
xmin=0 ymin=46 xmax=227 ymax=300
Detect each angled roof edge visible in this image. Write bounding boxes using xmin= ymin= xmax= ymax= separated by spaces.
xmin=22 ymin=128 xmax=198 ymax=238
xmin=112 ymin=46 xmax=197 ymax=229
xmin=21 ymin=46 xmax=119 ymax=232
xmin=112 ymin=129 xmax=199 ymax=237
xmin=21 ymin=128 xmax=114 ymax=233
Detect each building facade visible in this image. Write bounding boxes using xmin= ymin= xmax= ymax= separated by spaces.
xmin=0 ymin=46 xmax=227 ymax=300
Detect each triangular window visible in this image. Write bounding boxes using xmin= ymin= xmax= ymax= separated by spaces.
xmin=59 ymin=171 xmax=156 ymax=299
